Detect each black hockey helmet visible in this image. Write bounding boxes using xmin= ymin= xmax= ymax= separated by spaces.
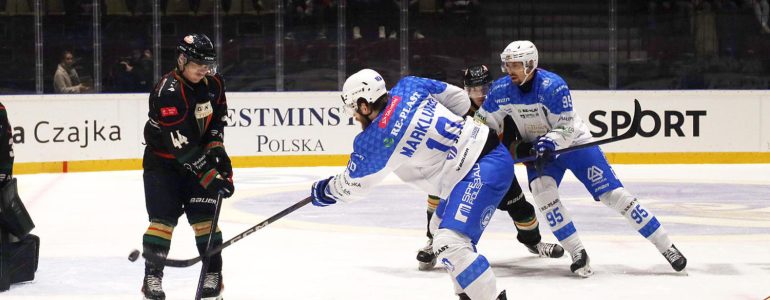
xmin=462 ymin=64 xmax=491 ymax=87
xmin=177 ymin=33 xmax=216 ymax=67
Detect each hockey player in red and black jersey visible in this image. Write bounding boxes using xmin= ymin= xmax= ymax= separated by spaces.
xmin=140 ymin=33 xmax=232 ymax=300
xmin=416 ymin=65 xmax=564 ymax=279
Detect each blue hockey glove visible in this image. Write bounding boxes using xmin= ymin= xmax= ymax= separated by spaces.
xmin=311 ymin=177 xmax=336 ymax=207
xmin=533 ymin=136 xmax=556 ymax=175
xmin=535 ymin=136 xmax=557 ymax=162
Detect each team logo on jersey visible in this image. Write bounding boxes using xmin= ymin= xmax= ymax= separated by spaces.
xmin=587 ymin=166 xmax=605 ymax=184
xmin=379 ymin=96 xmax=401 ymax=129
xmin=454 ymin=203 xmax=471 ymax=223
xmin=383 ymin=137 xmax=394 ymax=148
xmin=195 ymin=101 xmax=213 ymax=119
xmin=480 ymin=206 xmax=495 ymax=230
xmin=160 ymin=106 xmax=178 ymax=117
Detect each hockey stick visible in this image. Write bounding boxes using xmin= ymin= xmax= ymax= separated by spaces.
xmin=513 ymin=99 xmax=642 ymax=164
xmin=194 ymin=192 xmax=224 ymax=300
xmin=141 ymin=196 xmax=313 ymax=268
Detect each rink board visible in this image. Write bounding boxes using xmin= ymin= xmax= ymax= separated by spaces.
xmin=3 ymin=90 xmax=769 ymax=173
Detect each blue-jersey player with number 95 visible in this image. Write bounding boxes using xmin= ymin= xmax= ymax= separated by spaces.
xmin=311 ymin=69 xmax=511 ymax=300
xmin=475 ymin=40 xmax=687 ymax=277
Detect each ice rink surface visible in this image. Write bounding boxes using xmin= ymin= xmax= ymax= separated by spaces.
xmin=3 ymin=164 xmax=770 ymax=299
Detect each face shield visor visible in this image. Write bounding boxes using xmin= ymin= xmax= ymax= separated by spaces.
xmin=465 ymin=84 xmax=490 ymax=100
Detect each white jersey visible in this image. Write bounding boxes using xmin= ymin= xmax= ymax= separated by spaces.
xmin=324 ymin=76 xmax=490 ymax=203
xmin=475 ymin=69 xmax=593 ymax=149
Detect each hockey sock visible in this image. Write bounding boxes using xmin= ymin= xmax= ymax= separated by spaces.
xmin=434 ymin=229 xmax=498 ymax=300
xmin=599 ymin=188 xmax=673 ymax=253
xmin=507 ymin=199 xmax=541 ymax=246
xmin=426 ymin=195 xmax=440 ymax=239
xmin=142 ymin=220 xmax=175 ymax=273
xmin=531 ymin=176 xmax=585 ymax=254
xmin=192 ymin=220 xmax=224 ymax=273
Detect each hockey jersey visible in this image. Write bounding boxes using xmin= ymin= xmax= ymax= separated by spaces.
xmin=324 ymin=76 xmax=491 ymax=202
xmin=475 ymin=69 xmax=593 ymax=150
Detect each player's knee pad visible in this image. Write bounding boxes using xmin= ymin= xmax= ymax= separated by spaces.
xmin=191 ymin=220 xmax=222 ymax=245
xmin=599 ymin=188 xmax=636 ymax=215
xmin=497 ymin=181 xmax=525 ymax=211
xmin=507 ymin=198 xmax=536 ymax=222
xmin=433 ymin=229 xmax=497 ymax=300
xmin=529 ymin=176 xmax=559 ymax=208
xmin=143 ymin=219 xmax=175 ymax=248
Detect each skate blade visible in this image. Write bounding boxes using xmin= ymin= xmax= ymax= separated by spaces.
xmin=418 ymin=260 xmax=436 ymax=271
xmin=201 ymin=296 xmax=223 ymax=300
xmin=573 ymin=266 xmax=593 ymax=278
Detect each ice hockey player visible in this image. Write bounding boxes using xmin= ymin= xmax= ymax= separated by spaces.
xmin=140 ymin=33 xmax=233 ymax=300
xmin=311 ymin=68 xmax=509 ymax=299
xmin=475 ymin=40 xmax=687 ymax=277
xmin=416 ymin=65 xmax=564 ymax=271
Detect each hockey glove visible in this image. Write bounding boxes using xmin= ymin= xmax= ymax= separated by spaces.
xmin=207 ymin=147 xmax=233 ymax=179
xmin=533 ymin=136 xmax=556 ymax=174
xmin=200 ymin=169 xmax=235 ymax=198
xmin=311 ymin=177 xmax=336 ymax=207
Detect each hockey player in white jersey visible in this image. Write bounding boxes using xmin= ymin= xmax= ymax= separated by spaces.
xmin=416 ymin=65 xmax=564 ymax=272
xmin=475 ymin=40 xmax=687 ymax=277
xmin=311 ymin=69 xmax=511 ymax=299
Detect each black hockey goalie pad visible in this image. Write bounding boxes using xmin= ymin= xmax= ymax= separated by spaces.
xmin=0 ymin=178 xmax=35 ymax=238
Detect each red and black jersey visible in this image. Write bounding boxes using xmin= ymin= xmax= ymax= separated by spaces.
xmin=143 ymin=71 xmax=228 ymax=178
xmin=0 ymin=102 xmax=13 ymax=184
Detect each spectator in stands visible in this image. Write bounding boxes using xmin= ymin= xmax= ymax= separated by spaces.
xmin=53 ymin=50 xmax=89 ymax=94
xmin=750 ymin=0 xmax=770 ymax=33
xmin=692 ymin=0 xmax=718 ymax=58
xmin=349 ymin=0 xmax=400 ymax=40
xmin=285 ymin=0 xmax=332 ymax=40
xmin=439 ymin=0 xmax=482 ymax=38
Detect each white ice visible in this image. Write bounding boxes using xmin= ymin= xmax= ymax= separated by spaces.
xmin=2 ymin=164 xmax=770 ymax=299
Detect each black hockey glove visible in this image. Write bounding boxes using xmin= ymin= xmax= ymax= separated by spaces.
xmin=508 ymin=140 xmax=534 ymax=160
xmin=200 ymin=170 xmax=235 ymax=198
xmin=207 ymin=147 xmax=232 ymax=179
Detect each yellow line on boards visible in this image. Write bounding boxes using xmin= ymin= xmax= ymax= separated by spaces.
xmin=12 ymin=152 xmax=770 ymax=174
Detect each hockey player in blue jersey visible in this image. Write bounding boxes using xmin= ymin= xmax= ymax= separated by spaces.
xmin=475 ymin=40 xmax=687 ymax=277
xmin=311 ymin=69 xmax=510 ymax=299
xmin=415 ymin=65 xmax=564 ymax=272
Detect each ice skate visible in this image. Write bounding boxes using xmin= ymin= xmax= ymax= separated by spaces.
xmin=458 ymin=290 xmax=506 ymax=300
xmin=662 ymin=244 xmax=687 ymax=272
xmin=141 ymin=272 xmax=165 ymax=300
xmin=416 ymin=238 xmax=436 ymax=271
xmin=570 ymin=249 xmax=593 ymax=277
xmin=525 ymin=242 xmax=564 ymax=258
xmin=201 ymin=272 xmax=224 ymax=300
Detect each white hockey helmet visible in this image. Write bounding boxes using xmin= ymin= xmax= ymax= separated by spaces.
xmin=500 ymin=40 xmax=538 ymax=85
xmin=341 ymin=69 xmax=387 ymax=116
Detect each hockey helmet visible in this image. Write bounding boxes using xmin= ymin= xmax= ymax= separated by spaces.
xmin=463 ymin=64 xmax=492 ymax=100
xmin=341 ymin=69 xmax=387 ymax=116
xmin=500 ymin=40 xmax=538 ymax=85
xmin=177 ymin=33 xmax=217 ymax=70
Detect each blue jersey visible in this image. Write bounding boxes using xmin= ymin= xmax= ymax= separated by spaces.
xmin=325 ymin=76 xmax=492 ymax=202
xmin=475 ymin=69 xmax=593 ymax=149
